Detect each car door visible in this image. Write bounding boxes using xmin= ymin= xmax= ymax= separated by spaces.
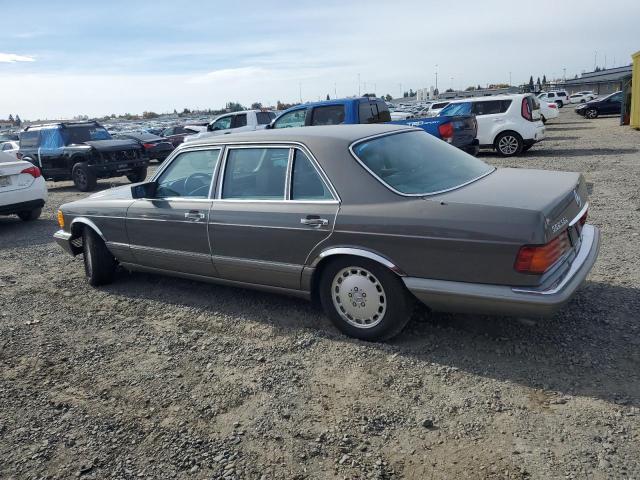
xmin=126 ymin=147 xmax=222 ymax=276
xmin=471 ymin=101 xmax=502 ymax=145
xmin=602 ymin=92 xmax=622 ymax=114
xmin=209 ymin=145 xmax=339 ymax=290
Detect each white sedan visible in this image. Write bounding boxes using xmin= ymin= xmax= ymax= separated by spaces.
xmin=1 ymin=141 xmax=20 ymax=159
xmin=0 ymin=152 xmax=48 ymax=221
xmin=539 ymin=101 xmax=559 ymax=123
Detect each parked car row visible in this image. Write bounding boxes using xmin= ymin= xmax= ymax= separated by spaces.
xmin=575 ymin=91 xmax=623 ymax=119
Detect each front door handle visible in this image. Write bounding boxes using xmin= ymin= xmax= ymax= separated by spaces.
xmin=184 ymin=210 xmax=205 ymax=221
xmin=300 ymin=216 xmax=329 ymax=227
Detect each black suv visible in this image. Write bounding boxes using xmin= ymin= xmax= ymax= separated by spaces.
xmin=18 ymin=121 xmax=149 ymax=191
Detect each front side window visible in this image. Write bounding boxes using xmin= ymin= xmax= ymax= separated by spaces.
xmin=472 ymin=100 xmax=511 ymax=115
xmin=609 ymin=93 xmax=622 ymax=102
xmin=311 ymin=105 xmax=345 ymax=126
xmin=291 ymin=150 xmax=333 ymax=201
xmin=212 ymin=116 xmax=232 ymax=131
xmin=256 ymin=112 xmax=274 ymax=125
xmin=62 ymin=125 xmax=112 ymax=144
xmin=155 ymin=149 xmax=220 ymax=198
xmin=352 ymin=130 xmax=493 ymax=195
xmin=273 ymin=109 xmax=307 ymax=128
xmin=222 ymin=148 xmax=289 ymax=199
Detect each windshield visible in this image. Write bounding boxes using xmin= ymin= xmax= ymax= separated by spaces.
xmin=352 ymin=130 xmax=494 ymax=195
xmin=439 ymin=102 xmax=472 ymax=116
xmin=62 ymin=125 xmax=112 ymax=144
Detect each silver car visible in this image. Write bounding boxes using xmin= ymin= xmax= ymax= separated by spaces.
xmin=54 ymin=125 xmax=600 ymax=341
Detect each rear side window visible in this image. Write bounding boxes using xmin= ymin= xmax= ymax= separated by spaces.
xmin=40 ymin=128 xmax=65 ymax=149
xmin=358 ymin=102 xmax=392 ymax=124
xmin=273 ymin=109 xmax=307 ymax=129
xmin=19 ymin=130 xmax=40 ymax=148
xmin=233 ymin=114 xmax=247 ymax=128
xmin=432 ymin=102 xmax=449 ymax=109
xmin=222 ymin=148 xmax=289 ymax=199
xmin=256 ymin=112 xmax=273 ymax=125
xmin=291 ymin=150 xmax=333 ymax=200
xmin=471 ymin=100 xmax=511 ymax=115
xmin=439 ymin=102 xmax=472 ymax=116
xmin=557 ymin=92 xmax=567 ymax=97
xmin=311 ymin=105 xmax=345 ymax=126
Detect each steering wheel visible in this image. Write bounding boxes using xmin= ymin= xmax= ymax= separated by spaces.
xmin=184 ymin=172 xmax=211 ymax=196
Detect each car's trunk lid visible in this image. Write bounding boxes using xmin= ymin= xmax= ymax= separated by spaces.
xmin=435 ymin=168 xmax=587 ymax=243
xmin=0 ymin=160 xmax=36 ymax=192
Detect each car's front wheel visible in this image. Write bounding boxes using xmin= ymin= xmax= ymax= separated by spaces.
xmin=72 ymin=162 xmax=97 ymax=192
xmin=83 ymin=228 xmax=116 ymax=286
xmin=585 ymin=108 xmax=599 ymax=119
xmin=495 ymin=131 xmax=523 ymax=157
xmin=127 ymin=166 xmax=148 ymax=183
xmin=319 ymin=257 xmax=413 ymax=341
xmin=17 ymin=208 xmax=42 ymax=221
xmin=555 ymin=100 xmax=563 ymax=108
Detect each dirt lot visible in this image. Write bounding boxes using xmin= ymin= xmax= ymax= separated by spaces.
xmin=1 ymin=111 xmax=639 ymax=480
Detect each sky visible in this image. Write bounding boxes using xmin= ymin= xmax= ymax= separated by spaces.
xmin=1 ymin=0 xmax=638 ymax=120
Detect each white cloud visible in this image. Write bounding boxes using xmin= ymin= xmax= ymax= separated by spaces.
xmin=0 ymin=53 xmax=35 ymax=63
xmin=187 ymin=66 xmax=269 ymax=84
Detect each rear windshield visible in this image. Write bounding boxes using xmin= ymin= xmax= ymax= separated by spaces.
xmin=440 ymin=102 xmax=471 ymax=116
xmin=121 ymin=132 xmax=160 ymax=141
xmin=352 ymin=130 xmax=493 ymax=195
xmin=432 ymin=102 xmax=449 ymax=109
xmin=62 ymin=126 xmax=112 ymax=144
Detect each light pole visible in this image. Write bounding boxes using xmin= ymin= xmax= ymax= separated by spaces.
xmin=434 ymin=64 xmax=438 ymax=93
xmin=509 ymin=71 xmax=512 ymax=86
xmin=358 ymin=73 xmax=361 ymax=96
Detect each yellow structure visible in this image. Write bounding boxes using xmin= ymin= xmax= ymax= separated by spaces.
xmin=631 ymin=50 xmax=640 ymax=129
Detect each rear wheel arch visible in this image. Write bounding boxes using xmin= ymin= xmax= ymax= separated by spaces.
xmin=493 ymin=130 xmax=524 ymax=156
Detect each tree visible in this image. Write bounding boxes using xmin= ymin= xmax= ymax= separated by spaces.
xmin=542 ymin=74 xmax=547 ymax=84
xmin=142 ymin=111 xmax=159 ymax=119
xmin=250 ymin=102 xmax=262 ymax=110
xmin=225 ymin=102 xmax=245 ymax=112
xmin=8 ymin=114 xmax=14 ymax=123
xmin=536 ymin=77 xmax=541 ymax=87
xmin=445 ymin=88 xmax=454 ymax=93
xmin=408 ymin=88 xmax=415 ymax=97
xmin=528 ymin=76 xmax=534 ymax=90
xmin=384 ymin=94 xmax=393 ymax=101
xmin=182 ymin=108 xmax=191 ymax=115
xmin=14 ymin=115 xmax=21 ymax=126
xmin=477 ymin=84 xmax=482 ymax=90
xmin=326 ymin=94 xmax=330 ymax=100
xmin=433 ymin=88 xmax=439 ymax=97
xmin=173 ymin=109 xmax=178 ymax=115
xmin=465 ymin=86 xmax=476 ymax=91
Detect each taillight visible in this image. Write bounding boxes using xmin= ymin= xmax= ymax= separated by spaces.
xmin=549 ymin=103 xmax=557 ymax=109
xmin=521 ymin=98 xmax=533 ymax=121
xmin=20 ymin=166 xmax=41 ymax=178
xmin=514 ymin=231 xmax=571 ymax=274
xmin=142 ymin=143 xmax=155 ymax=149
xmin=438 ymin=122 xmax=454 ymax=143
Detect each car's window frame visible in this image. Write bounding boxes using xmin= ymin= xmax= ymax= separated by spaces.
xmin=152 ymin=147 xmax=223 ymax=200
xmin=272 ymin=108 xmax=308 ymax=129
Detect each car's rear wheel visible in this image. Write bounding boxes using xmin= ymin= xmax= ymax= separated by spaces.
xmin=495 ymin=131 xmax=523 ymax=157
xmin=127 ymin=166 xmax=148 ymax=183
xmin=72 ymin=162 xmax=97 ymax=192
xmin=555 ymin=100 xmax=563 ymax=108
xmin=318 ymin=257 xmax=413 ymax=341
xmin=585 ymin=108 xmax=598 ymax=119
xmin=83 ymin=228 xmax=116 ymax=286
xmin=541 ymin=114 xmax=547 ymax=124
xmin=17 ymin=208 xmax=42 ymax=221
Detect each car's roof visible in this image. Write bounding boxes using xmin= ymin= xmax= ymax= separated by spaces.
xmin=181 ymin=124 xmax=416 ymax=148
xmin=445 ymin=93 xmax=530 ymax=104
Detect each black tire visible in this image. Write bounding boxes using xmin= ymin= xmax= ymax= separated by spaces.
xmin=17 ymin=208 xmax=42 ymax=221
xmin=555 ymin=100 xmax=563 ymax=108
xmin=318 ymin=257 xmax=413 ymax=341
xmin=522 ymin=145 xmax=533 ymax=152
xmin=585 ymin=108 xmax=598 ymax=119
xmin=494 ymin=131 xmax=524 ymax=157
xmin=82 ymin=228 xmax=116 ymax=286
xmin=72 ymin=162 xmax=97 ymax=192
xmin=541 ymin=114 xmax=547 ymax=124
xmin=127 ymin=166 xmax=148 ymax=183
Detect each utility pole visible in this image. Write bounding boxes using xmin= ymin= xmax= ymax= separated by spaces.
xmin=358 ymin=73 xmax=361 ymax=96
xmin=334 ymin=82 xmax=337 ymax=98
xmin=604 ymin=54 xmax=607 ymax=69
xmin=563 ymin=67 xmax=566 ymax=81
xmin=594 ymin=51 xmax=597 ymax=71
xmin=399 ymin=83 xmax=402 ymax=98
xmin=299 ymin=82 xmax=302 ymax=103
xmin=435 ymin=64 xmax=438 ymax=92
xmin=509 ymin=71 xmax=512 ymax=86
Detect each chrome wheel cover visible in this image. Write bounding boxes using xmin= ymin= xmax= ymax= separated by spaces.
xmin=498 ymin=135 xmax=519 ymax=155
xmin=331 ymin=267 xmax=386 ymax=329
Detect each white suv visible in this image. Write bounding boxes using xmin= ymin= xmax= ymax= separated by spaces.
xmin=439 ymin=94 xmax=545 ymax=156
xmin=538 ymin=90 xmax=569 ymax=107
xmin=0 ymin=152 xmax=48 ymax=221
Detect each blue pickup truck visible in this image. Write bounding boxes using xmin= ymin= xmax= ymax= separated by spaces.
xmin=269 ymin=97 xmax=479 ymax=155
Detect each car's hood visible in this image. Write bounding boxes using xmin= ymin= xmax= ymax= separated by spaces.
xmin=82 ymin=139 xmax=140 ymax=151
xmin=87 ymin=183 xmax=136 ymax=200
xmin=435 ymin=168 xmax=587 ymax=242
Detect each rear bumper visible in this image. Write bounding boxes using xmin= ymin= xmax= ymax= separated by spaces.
xmin=0 ymin=198 xmax=45 ymax=215
xmin=53 ymin=229 xmax=75 ymax=255
xmin=404 ymin=224 xmax=600 ymax=317
xmin=88 ymin=159 xmax=148 ymax=177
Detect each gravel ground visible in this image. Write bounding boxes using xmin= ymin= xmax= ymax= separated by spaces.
xmin=1 ymin=111 xmax=639 ymax=480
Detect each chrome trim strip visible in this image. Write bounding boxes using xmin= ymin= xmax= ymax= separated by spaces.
xmin=211 ymin=199 xmax=339 ymax=204
xmin=106 ymin=241 xmax=130 ymax=249
xmin=512 ymin=224 xmax=596 ymax=296
xmin=285 ymin=147 xmax=294 ymax=200
xmin=207 ymin=221 xmax=324 ymax=231
xmin=310 ymin=247 xmax=404 ymax=275
xmin=569 ymin=202 xmax=589 ymax=227
xmin=70 ymin=217 xmax=106 ymax=241
xmin=347 ymin=130 xmax=495 ymax=198
xmin=212 ymin=255 xmax=300 ymax=270
xmin=129 ymin=244 xmax=212 ymax=260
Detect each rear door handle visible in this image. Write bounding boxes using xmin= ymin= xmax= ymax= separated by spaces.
xmin=300 ymin=216 xmax=328 ymax=227
xmin=184 ymin=210 xmax=205 ymax=221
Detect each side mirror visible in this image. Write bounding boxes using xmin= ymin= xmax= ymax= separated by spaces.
xmin=265 ymin=122 xmax=274 ymax=130
xmin=207 ymin=124 xmax=214 ymax=132
xmin=131 ymin=181 xmax=157 ymax=199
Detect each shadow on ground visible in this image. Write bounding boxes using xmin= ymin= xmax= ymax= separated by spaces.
xmin=527 ymin=147 xmax=638 ymax=157
xmin=103 ymin=270 xmax=640 ymax=407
